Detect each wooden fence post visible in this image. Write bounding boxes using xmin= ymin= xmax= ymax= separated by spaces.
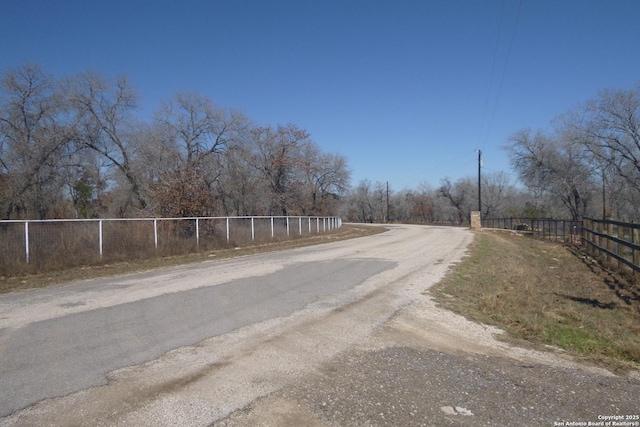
xmin=583 ymin=219 xmax=596 ymax=256
xmin=597 ymin=219 xmax=603 ymax=257
xmin=606 ymin=222 xmax=614 ymax=267
xmin=620 ymin=224 xmax=628 ymax=266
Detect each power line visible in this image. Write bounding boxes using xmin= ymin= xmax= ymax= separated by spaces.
xmin=479 ymin=0 xmax=524 ymax=150
xmin=477 ymin=0 xmax=506 ymax=147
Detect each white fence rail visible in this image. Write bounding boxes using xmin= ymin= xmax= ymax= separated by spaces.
xmin=0 ymin=216 xmax=342 ymax=275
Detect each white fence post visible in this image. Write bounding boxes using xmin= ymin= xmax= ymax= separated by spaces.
xmin=24 ymin=221 xmax=29 ymax=264
xmin=196 ymin=218 xmax=200 ymax=247
xmin=153 ymin=219 xmax=158 ymax=249
xmin=1 ymin=215 xmax=342 ymax=269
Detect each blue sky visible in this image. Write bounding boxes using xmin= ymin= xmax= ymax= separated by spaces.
xmin=2 ymin=0 xmax=639 ymax=190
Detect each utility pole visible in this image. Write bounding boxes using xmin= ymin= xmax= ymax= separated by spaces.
xmin=477 ymin=150 xmax=482 ymax=213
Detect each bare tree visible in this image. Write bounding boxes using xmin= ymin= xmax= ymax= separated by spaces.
xmin=155 ymin=92 xmax=248 ymax=166
xmin=213 ymin=139 xmax=263 ymax=216
xmin=558 ymin=86 xmax=640 ymax=220
xmin=0 ymin=64 xmax=74 ymax=219
xmin=581 ymin=87 xmax=640 ymax=191
xmin=409 ymin=183 xmax=436 ymax=223
xmin=344 ymin=179 xmax=389 ymax=223
xmin=506 ymin=128 xmax=596 ymax=220
xmin=62 ymin=146 xmax=109 ymax=218
xmin=1 ymin=64 xmax=355 ymax=221
xmin=480 ymin=171 xmax=514 ymax=218
xmin=147 ymin=93 xmax=254 ymax=217
xmin=249 ymin=124 xmax=309 ymax=215
xmin=438 ymin=177 xmax=474 ymax=224
xmin=299 ymin=143 xmax=350 ymax=215
xmin=66 ymin=70 xmax=146 ymax=215
xmin=392 ymin=187 xmax=434 ymax=223
xmin=346 ymin=179 xmax=375 ymax=222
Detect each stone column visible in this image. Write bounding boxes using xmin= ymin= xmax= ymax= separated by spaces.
xmin=470 ymin=211 xmax=481 ymax=230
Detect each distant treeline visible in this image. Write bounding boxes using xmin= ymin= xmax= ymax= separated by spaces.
xmin=0 ymin=64 xmax=350 ymax=220
xmin=346 ymin=82 xmax=640 ymax=223
xmin=2 ymin=64 xmax=638 ymax=223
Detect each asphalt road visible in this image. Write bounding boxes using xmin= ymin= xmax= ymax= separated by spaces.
xmin=2 ymin=224 xmax=638 ymax=426
xmin=0 ymin=258 xmax=394 ymax=417
xmin=1 ymin=224 xmax=468 ymax=423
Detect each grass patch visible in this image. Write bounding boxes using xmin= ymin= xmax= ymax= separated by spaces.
xmin=431 ymin=230 xmax=640 ymax=373
xmin=0 ymin=223 xmax=386 ymax=294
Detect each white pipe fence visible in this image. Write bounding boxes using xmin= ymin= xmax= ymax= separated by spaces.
xmin=0 ymin=216 xmax=342 ymax=274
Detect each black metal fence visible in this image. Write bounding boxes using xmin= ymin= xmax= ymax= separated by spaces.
xmin=582 ymin=217 xmax=640 ymax=274
xmin=483 ymin=216 xmax=640 ymax=278
xmin=481 ymin=217 xmax=583 ymax=245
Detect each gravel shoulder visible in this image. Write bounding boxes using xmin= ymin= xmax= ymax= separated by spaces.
xmin=215 ymin=277 xmax=640 ymax=427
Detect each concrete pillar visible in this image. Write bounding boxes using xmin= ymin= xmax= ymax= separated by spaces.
xmin=470 ymin=211 xmax=481 ymax=230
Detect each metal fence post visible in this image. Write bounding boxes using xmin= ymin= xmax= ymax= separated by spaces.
xmin=251 ymin=217 xmax=255 ymax=240
xmin=99 ymin=220 xmax=103 ymax=258
xmin=153 ymin=219 xmax=158 ymax=249
xmin=24 ymin=221 xmax=29 ymax=264
xmin=226 ymin=217 xmax=230 ymax=242
xmin=286 ymin=217 xmax=290 ymax=236
xmin=196 ymin=218 xmax=200 ymax=248
xmin=271 ymin=217 xmax=274 ymax=238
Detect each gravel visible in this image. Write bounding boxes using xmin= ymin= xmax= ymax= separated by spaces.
xmin=277 ymin=347 xmax=640 ymax=427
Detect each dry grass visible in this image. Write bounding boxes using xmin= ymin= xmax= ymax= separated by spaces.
xmin=0 ymin=223 xmax=386 ymax=294
xmin=431 ymin=230 xmax=640 ymax=373
xmin=0 ymin=217 xmax=347 ymax=276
